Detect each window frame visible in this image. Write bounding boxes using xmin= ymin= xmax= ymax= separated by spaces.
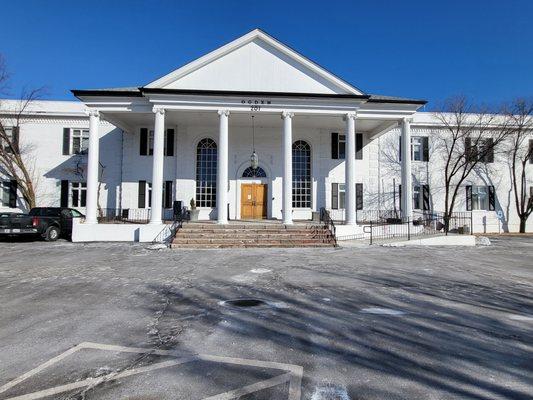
xmin=1 ymin=127 xmax=13 ymax=152
xmin=1 ymin=181 xmax=10 ymax=207
xmin=195 ymin=138 xmax=218 ymax=208
xmin=70 ymin=128 xmax=90 ymax=155
xmin=292 ymin=140 xmax=312 ymax=209
xmin=70 ymin=182 xmax=87 ymax=208
xmin=338 ymin=134 xmax=346 ymax=159
xmin=471 ymin=185 xmax=489 ymax=210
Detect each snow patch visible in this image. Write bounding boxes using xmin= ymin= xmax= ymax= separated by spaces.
xmin=250 ymin=268 xmax=272 ymax=274
xmin=509 ymin=314 xmax=533 ymax=322
xmin=361 ymin=307 xmax=406 ymax=316
xmin=146 ymin=243 xmax=168 ymax=250
xmin=476 ymin=236 xmax=491 ymax=246
xmin=311 ymin=383 xmax=351 ymax=400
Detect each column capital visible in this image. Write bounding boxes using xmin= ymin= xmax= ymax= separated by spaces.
xmin=85 ymin=109 xmax=99 ymax=118
xmin=152 ymin=107 xmax=166 ymax=115
xmin=281 ymin=111 xmax=294 ymax=119
xmin=218 ymin=109 xmax=230 ymax=117
xmin=402 ymin=117 xmax=413 ymax=123
xmin=343 ymin=112 xmax=357 ymax=121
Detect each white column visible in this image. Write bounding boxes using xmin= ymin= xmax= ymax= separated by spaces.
xmin=150 ymin=108 xmax=165 ymax=224
xmin=85 ymin=109 xmax=100 ymax=224
xmin=282 ymin=111 xmax=294 ymax=225
xmin=400 ymin=117 xmax=413 ymax=220
xmin=345 ymin=112 xmax=357 ymax=225
xmin=217 ymin=110 xmax=229 ymax=224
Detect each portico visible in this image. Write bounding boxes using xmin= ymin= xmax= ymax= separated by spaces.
xmin=73 ymin=29 xmax=424 ymax=236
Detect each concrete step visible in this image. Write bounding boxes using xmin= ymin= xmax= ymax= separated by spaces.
xmin=174 ymin=232 xmax=325 ymax=238
xmin=181 ymin=223 xmax=320 ymax=230
xmin=177 ymin=228 xmax=322 ymax=235
xmin=171 ymin=242 xmax=334 ymax=249
xmin=172 ymin=238 xmax=329 ymax=245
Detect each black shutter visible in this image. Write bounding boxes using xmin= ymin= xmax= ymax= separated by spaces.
xmin=466 ymin=186 xmax=472 ymax=211
xmin=331 ymin=183 xmax=338 ymax=209
xmin=399 ymin=136 xmax=402 ymax=161
xmin=356 ymin=133 xmax=363 ymax=160
xmin=465 ymin=137 xmax=472 ymax=162
xmin=331 ymin=132 xmax=338 ymax=159
xmin=399 ymin=184 xmax=402 ymax=211
xmin=356 ymin=183 xmax=363 ymax=210
xmin=11 ymin=126 xmax=20 ymax=154
xmin=422 ymin=185 xmax=430 ymax=211
xmin=529 ymin=140 xmax=533 ymax=164
xmin=138 ymin=180 xmax=146 ymax=208
xmin=60 ymin=180 xmax=69 ymax=207
xmin=422 ymin=137 xmax=429 ymax=161
xmin=164 ymin=181 xmax=173 ymax=208
xmin=62 ymin=128 xmax=70 ymax=155
xmin=485 ymin=138 xmax=494 ymax=163
xmin=165 ymin=129 xmax=175 ymax=156
xmin=140 ymin=128 xmax=148 ymax=156
xmin=488 ymin=186 xmax=495 ymax=211
xmin=8 ymin=180 xmax=17 ymax=208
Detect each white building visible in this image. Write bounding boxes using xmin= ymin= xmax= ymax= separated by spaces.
xmin=1 ymin=29 xmax=531 ymax=241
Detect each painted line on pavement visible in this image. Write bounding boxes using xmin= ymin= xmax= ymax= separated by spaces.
xmin=1 ymin=342 xmax=303 ymax=400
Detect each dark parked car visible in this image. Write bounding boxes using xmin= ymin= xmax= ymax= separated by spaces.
xmin=0 ymin=207 xmax=84 ymax=241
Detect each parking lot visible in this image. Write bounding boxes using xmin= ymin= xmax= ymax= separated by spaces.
xmin=0 ymin=237 xmax=532 ymax=399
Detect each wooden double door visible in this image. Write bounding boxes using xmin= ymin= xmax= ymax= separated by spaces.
xmin=241 ymin=183 xmax=267 ymax=219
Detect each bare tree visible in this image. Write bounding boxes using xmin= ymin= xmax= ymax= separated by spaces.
xmin=432 ymin=96 xmax=510 ymax=231
xmin=505 ymin=99 xmax=533 ymax=233
xmin=0 ymin=54 xmax=46 ymax=209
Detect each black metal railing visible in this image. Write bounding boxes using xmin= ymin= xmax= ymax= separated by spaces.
xmin=364 ymin=211 xmax=473 ymax=244
xmin=96 ymin=208 xmax=183 ymax=224
xmin=152 ymin=219 xmax=182 ymax=244
xmin=412 ymin=210 xmax=472 ymax=235
xmin=356 ymin=209 xmax=401 ymax=224
xmin=319 ymin=207 xmax=338 ymax=247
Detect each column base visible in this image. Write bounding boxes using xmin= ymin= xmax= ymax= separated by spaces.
xmin=217 ymin=220 xmax=228 ymax=225
xmin=149 ymin=220 xmax=163 ymax=225
xmin=344 ymin=221 xmax=356 ymax=226
xmin=283 ymin=220 xmax=293 ymax=225
xmin=84 ymin=219 xmax=98 ymax=225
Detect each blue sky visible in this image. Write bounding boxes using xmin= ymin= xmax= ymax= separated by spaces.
xmin=1 ymin=0 xmax=532 ymax=109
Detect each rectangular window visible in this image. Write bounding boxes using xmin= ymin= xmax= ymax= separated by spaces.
xmin=71 ymin=182 xmax=87 ymax=207
xmin=71 ymin=129 xmax=89 ymax=155
xmin=1 ymin=127 xmax=13 ymax=152
xmin=330 ymin=183 xmax=362 ymax=210
xmin=338 ymin=134 xmax=346 ymax=159
xmin=471 ymin=185 xmax=489 ymax=210
xmin=465 ymin=138 xmax=494 ymax=163
xmin=413 ymin=185 xmax=421 ymax=209
xmin=331 ymin=133 xmax=362 ymax=159
xmin=338 ymin=184 xmax=346 ymax=209
xmin=412 ymin=137 xmax=423 ymax=161
xmin=1 ymin=181 xmax=10 ymax=206
xmin=140 ymin=128 xmax=174 ymax=156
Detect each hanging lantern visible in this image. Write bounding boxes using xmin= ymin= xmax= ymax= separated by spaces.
xmin=250 ymin=115 xmax=259 ymax=169
xmin=250 ymin=150 xmax=259 ymax=170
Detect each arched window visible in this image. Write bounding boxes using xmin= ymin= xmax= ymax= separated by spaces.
xmin=242 ymin=166 xmax=267 ymax=178
xmin=196 ymin=138 xmax=217 ymax=207
xmin=292 ymin=140 xmax=311 ymax=208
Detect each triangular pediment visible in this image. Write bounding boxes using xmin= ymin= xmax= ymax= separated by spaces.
xmin=145 ymin=29 xmax=364 ymax=95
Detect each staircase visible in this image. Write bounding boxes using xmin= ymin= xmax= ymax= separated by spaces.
xmin=171 ymin=222 xmax=336 ymax=248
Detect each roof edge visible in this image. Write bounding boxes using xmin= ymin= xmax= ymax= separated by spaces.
xmin=140 ymin=87 xmax=370 ymax=99
xmin=71 ymin=89 xmax=143 ymax=98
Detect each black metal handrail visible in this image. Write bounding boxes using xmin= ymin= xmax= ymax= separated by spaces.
xmin=320 ymin=207 xmax=338 ymax=247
